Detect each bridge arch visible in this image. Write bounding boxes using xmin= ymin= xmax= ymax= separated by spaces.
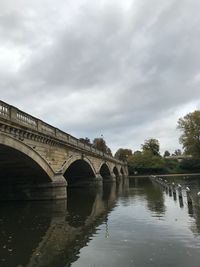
xmin=120 ymin=167 xmax=125 ymax=176
xmin=62 ymin=155 xmax=96 ymax=186
xmin=99 ymin=162 xmax=111 ymax=181
xmin=0 ymin=133 xmax=55 ymax=183
xmin=113 ymin=166 xmax=120 ymax=179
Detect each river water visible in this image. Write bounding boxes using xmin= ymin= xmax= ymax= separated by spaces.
xmin=1 ymin=176 xmax=200 ymax=267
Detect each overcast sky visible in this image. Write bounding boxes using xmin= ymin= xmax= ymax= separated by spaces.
xmin=1 ymin=0 xmax=200 ymax=154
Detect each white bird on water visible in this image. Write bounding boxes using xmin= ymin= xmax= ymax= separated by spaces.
xmin=186 ymin=187 xmax=190 ymax=192
xmin=197 ymin=192 xmax=200 ymax=196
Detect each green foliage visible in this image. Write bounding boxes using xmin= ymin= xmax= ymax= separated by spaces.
xmin=127 ymin=139 xmax=164 ymax=174
xmin=114 ymin=148 xmax=132 ymax=161
xmin=128 ymin=152 xmax=200 ymax=175
xmin=172 ymin=149 xmax=182 ymax=156
xmin=164 ymin=158 xmax=182 ymax=174
xmin=128 ymin=150 xmax=166 ymax=175
xmin=134 ymin=150 xmax=142 ymax=156
xmin=92 ymin=138 xmax=112 ymax=156
xmin=141 ymin=138 xmax=160 ymax=156
xmin=179 ymin=157 xmax=200 ymax=172
xmin=177 ymin=111 xmax=200 ymax=157
xmin=163 ymin=150 xmax=170 ymax=157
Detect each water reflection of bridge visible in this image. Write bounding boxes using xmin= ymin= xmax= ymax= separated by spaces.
xmin=0 ymin=182 xmax=128 ymax=267
xmin=2 ymin=177 xmax=200 ymax=267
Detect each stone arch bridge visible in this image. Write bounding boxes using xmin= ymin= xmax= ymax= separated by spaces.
xmin=0 ymin=100 xmax=128 ymax=200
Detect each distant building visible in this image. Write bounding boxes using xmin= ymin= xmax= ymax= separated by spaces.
xmin=165 ymin=155 xmax=192 ymax=162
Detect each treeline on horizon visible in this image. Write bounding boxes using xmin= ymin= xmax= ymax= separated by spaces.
xmin=80 ymin=110 xmax=200 ymax=175
xmin=116 ymin=110 xmax=200 ymax=175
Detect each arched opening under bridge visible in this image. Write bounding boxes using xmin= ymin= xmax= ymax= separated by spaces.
xmin=120 ymin=167 xmax=124 ymax=176
xmin=100 ymin=163 xmax=111 ymax=182
xmin=0 ymin=144 xmax=52 ymax=200
xmin=113 ymin=166 xmax=120 ymax=181
xmin=64 ymin=159 xmax=96 ymax=187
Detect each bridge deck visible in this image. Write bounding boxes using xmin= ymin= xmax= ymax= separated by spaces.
xmin=0 ymin=100 xmax=123 ymax=164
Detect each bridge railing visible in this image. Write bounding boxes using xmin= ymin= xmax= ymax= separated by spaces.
xmin=0 ymin=101 xmax=10 ymax=118
xmin=17 ymin=110 xmax=37 ymax=129
xmin=0 ymin=100 xmax=123 ymax=164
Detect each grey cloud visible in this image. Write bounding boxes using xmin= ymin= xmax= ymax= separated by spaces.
xmin=1 ymin=0 xmax=200 ymax=153
xmin=23 ymin=7 xmax=131 ymax=89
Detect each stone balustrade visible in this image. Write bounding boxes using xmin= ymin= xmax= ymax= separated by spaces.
xmin=0 ymin=100 xmax=123 ymax=164
xmin=0 ymin=101 xmax=9 ymax=118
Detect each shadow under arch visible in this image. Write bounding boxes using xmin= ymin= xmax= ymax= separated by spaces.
xmin=120 ymin=167 xmax=124 ymax=176
xmin=99 ymin=163 xmax=111 ymax=182
xmin=63 ymin=156 xmax=96 ymax=187
xmin=0 ymin=134 xmax=56 ymax=200
xmin=113 ymin=166 xmax=120 ymax=180
xmin=0 ymin=133 xmax=55 ymax=182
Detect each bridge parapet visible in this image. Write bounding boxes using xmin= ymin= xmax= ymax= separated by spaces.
xmin=0 ymin=100 xmax=129 ymax=200
xmin=0 ymin=101 xmax=10 ymax=118
xmin=0 ymin=100 xmax=124 ymax=165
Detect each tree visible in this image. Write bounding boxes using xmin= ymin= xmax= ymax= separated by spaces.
xmin=128 ymin=150 xmax=165 ymax=174
xmin=79 ymin=137 xmax=91 ymax=145
xmin=134 ymin=150 xmax=142 ymax=156
xmin=164 ymin=150 xmax=170 ymax=157
xmin=141 ymin=138 xmax=160 ymax=156
xmin=92 ymin=138 xmax=112 ymax=156
xmin=106 ymin=147 xmax=113 ymax=156
xmin=177 ymin=111 xmax=200 ymax=157
xmin=173 ymin=149 xmax=182 ymax=156
xmin=179 ymin=157 xmax=200 ymax=172
xmin=114 ymin=148 xmax=132 ymax=161
xmin=164 ymin=157 xmax=181 ymax=173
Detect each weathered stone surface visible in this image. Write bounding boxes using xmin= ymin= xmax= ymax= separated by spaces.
xmin=0 ymin=100 xmax=128 ymax=200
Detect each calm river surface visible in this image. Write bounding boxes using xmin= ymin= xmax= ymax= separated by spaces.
xmin=1 ymin=176 xmax=200 ymax=267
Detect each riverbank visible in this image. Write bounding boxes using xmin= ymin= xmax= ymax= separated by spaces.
xmin=129 ymin=173 xmax=200 ymax=179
